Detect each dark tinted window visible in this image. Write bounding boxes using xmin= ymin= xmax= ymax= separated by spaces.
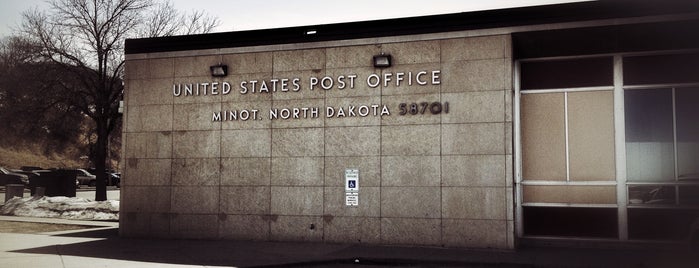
xmin=520 ymin=57 xmax=613 ymax=89
xmin=624 ymin=53 xmax=699 ymax=85
xmin=523 ymin=207 xmax=618 ymax=238
xmin=628 ymin=208 xmax=699 ymax=240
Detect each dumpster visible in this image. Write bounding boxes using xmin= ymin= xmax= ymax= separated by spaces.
xmin=29 ymin=169 xmax=77 ymax=197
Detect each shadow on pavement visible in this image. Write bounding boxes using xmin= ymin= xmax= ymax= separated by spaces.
xmin=8 ymin=227 xmax=699 ymax=267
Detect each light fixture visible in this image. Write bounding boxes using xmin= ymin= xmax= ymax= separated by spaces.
xmin=210 ymin=64 xmax=228 ymax=77
xmin=305 ymin=29 xmax=317 ymax=35
xmin=373 ymin=54 xmax=392 ymax=68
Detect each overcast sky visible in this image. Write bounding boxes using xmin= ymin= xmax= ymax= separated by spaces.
xmin=0 ymin=0 xmax=588 ymax=38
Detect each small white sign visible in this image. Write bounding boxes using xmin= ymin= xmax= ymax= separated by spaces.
xmin=345 ymin=192 xmax=359 ymax=206
xmin=345 ymin=169 xmax=359 ymax=192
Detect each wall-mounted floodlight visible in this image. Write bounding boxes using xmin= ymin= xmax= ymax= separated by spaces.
xmin=210 ymin=64 xmax=228 ymax=77
xmin=373 ymin=54 xmax=392 ymax=68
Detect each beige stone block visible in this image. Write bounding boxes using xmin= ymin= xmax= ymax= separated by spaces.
xmin=174 ymin=55 xmax=221 ymax=77
xmin=270 ymin=98 xmax=324 ymax=128
xmin=503 ymin=58 xmax=513 ymax=91
xmin=442 ymin=187 xmax=507 ymax=220
xmin=325 ymin=126 xmax=380 ymax=156
xmin=149 ymin=213 xmax=172 ymax=238
xmin=324 ymin=156 xmax=380 ymax=187
xmin=522 ymin=185 xmax=616 ymax=204
xmin=124 ymin=158 xmax=171 ymax=186
xmin=272 ymin=128 xmax=324 ymax=157
xmin=128 ymin=78 xmax=174 ymax=106
xmin=440 ymin=35 xmax=508 ymax=61
xmin=323 ymin=187 xmax=380 ymax=217
xmin=442 ymin=91 xmax=505 ymax=123
xmin=173 ymin=103 xmax=222 ymax=131
xmin=220 ymin=158 xmax=271 ymax=186
xmin=381 ymin=64 xmax=442 ymax=96
xmin=149 ymin=58 xmax=175 ymax=78
xmin=119 ymin=186 xmax=170 ymax=213
xmin=270 ymin=215 xmax=324 ymax=242
xmin=326 ymin=45 xmax=379 ymax=68
xmin=172 ymin=130 xmax=220 ymax=158
xmin=125 ymin=132 xmax=172 ymax=159
xmin=505 ymin=89 xmax=513 ymax=122
xmin=220 ymin=129 xmax=271 ymax=157
xmin=380 ymin=94 xmax=441 ymax=125
xmin=220 ymin=100 xmax=272 ymax=130
xmin=442 ymin=155 xmax=506 ymax=186
xmin=442 ymin=219 xmax=507 ymax=248
xmin=126 ymin=105 xmax=173 ymax=132
xmin=506 ymin=187 xmax=514 ymax=221
xmin=383 ymin=40 xmax=441 ymax=65
xmin=505 ymin=123 xmax=513 ymax=155
xmin=324 ymin=216 xmax=380 ymax=244
xmin=172 ymin=158 xmax=220 ymax=186
xmin=507 ymin=220 xmax=515 ymax=249
xmin=324 ymin=67 xmax=382 ymax=98
xmin=171 ymin=186 xmax=219 ymax=214
xmin=219 ymin=186 xmax=270 ymax=214
xmin=381 ymin=156 xmax=440 ymax=186
xmin=442 ymin=123 xmax=505 ymax=155
xmin=271 ymin=186 xmax=324 ymax=215
xmin=121 ymin=212 xmax=171 ymax=238
xmin=381 ymin=218 xmax=441 ymax=246
xmin=119 ymin=212 xmax=151 ymax=237
xmin=172 ymin=77 xmax=227 ymax=104
xmin=325 ymin=96 xmax=382 ymax=127
xmin=381 ymin=125 xmax=440 ymax=156
xmin=221 ymin=72 xmax=274 ymax=102
xmin=170 ymin=214 xmax=218 ymax=239
xmin=272 ymin=70 xmax=327 ymax=100
xmin=222 ymin=52 xmax=274 ymax=74
xmin=441 ymin=59 xmax=507 ymax=92
xmin=125 ymin=59 xmax=148 ymax=80
xmin=219 ymin=214 xmax=270 ymax=240
xmin=271 ymin=157 xmax=324 ymax=186
xmin=381 ymin=187 xmax=440 ymax=218
xmin=506 ymin=155 xmax=513 ymax=187
xmin=273 ymin=49 xmax=325 ymax=71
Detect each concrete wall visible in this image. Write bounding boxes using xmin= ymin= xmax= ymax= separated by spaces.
xmin=120 ymin=34 xmax=514 ymax=249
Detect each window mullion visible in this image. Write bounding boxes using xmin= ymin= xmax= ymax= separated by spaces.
xmin=565 ymin=92 xmax=570 ymax=182
xmin=672 ymin=87 xmax=679 ymax=205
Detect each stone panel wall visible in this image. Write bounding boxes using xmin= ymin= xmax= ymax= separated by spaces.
xmin=121 ymin=34 xmax=514 ymax=248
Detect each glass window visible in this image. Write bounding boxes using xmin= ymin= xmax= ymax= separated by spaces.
xmin=568 ymin=91 xmax=616 ymax=181
xmin=520 ymin=57 xmax=613 ymax=90
xmin=628 ymin=208 xmax=699 ymax=240
xmin=628 ymin=185 xmax=676 ymax=205
xmin=679 ymin=186 xmax=699 ymax=205
xmin=676 ymin=88 xmax=699 ymax=181
xmin=624 ymin=53 xmax=699 ymax=85
xmin=624 ymin=89 xmax=675 ymax=182
xmin=521 ymin=93 xmax=566 ymax=181
xmin=523 ymin=207 xmax=618 ymax=238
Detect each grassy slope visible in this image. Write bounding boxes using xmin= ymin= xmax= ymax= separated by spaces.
xmin=0 ymin=146 xmax=82 ymax=169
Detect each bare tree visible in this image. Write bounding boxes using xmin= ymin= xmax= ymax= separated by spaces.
xmin=141 ymin=1 xmax=220 ymax=37
xmin=20 ymin=0 xmax=219 ymax=201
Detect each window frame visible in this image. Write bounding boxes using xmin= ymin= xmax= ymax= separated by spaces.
xmin=514 ymin=49 xmax=699 ymax=242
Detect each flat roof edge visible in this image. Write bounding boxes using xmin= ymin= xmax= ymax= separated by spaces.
xmin=124 ymin=0 xmax=699 ymax=55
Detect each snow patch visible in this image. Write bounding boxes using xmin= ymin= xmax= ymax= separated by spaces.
xmin=0 ymin=196 xmax=119 ymax=221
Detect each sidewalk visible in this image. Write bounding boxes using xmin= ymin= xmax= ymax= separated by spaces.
xmin=0 ymin=216 xmax=696 ymax=268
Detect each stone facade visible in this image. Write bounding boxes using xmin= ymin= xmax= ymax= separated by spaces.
xmin=121 ymin=34 xmax=514 ymax=248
